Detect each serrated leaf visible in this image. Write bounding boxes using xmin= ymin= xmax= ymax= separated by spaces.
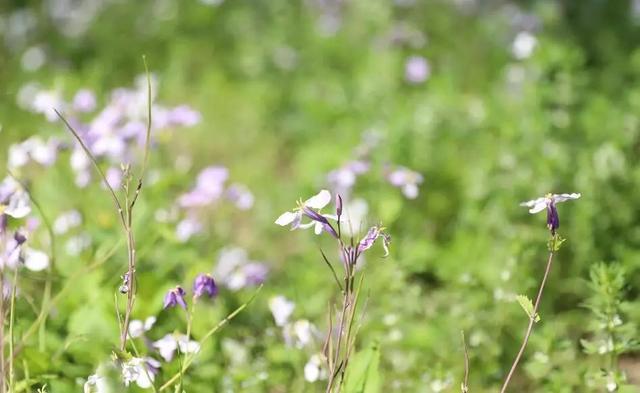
xmin=516 ymin=295 xmax=540 ymax=322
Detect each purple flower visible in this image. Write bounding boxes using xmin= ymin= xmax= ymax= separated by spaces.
xmin=302 ymin=206 xmax=338 ymax=239
xmin=357 ymin=226 xmax=391 ymax=257
xmin=520 ymin=193 xmax=581 ymax=234
xmin=73 ymin=89 xmax=96 ymax=113
xmin=178 ymin=166 xmax=228 ymax=208
xmin=168 ymin=105 xmax=201 ymax=127
xmin=163 ymin=286 xmax=187 ymax=309
xmin=193 ymin=273 xmax=218 ymax=299
xmin=386 ymin=165 xmax=424 ymax=199
xmin=405 ymin=56 xmax=431 ymax=84
xmin=243 ymin=262 xmax=269 ymax=286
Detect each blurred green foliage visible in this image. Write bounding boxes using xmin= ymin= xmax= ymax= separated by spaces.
xmin=1 ymin=0 xmax=640 ymax=392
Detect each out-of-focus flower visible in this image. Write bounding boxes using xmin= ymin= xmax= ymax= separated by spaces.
xmin=53 ymin=210 xmax=82 ymax=235
xmin=214 ymin=247 xmax=269 ymax=291
xmin=0 ymin=177 xmax=31 ymax=218
xmin=512 ymin=31 xmax=537 ymax=60
xmin=178 ymin=166 xmax=228 ymax=208
xmin=340 ymin=198 xmax=368 ymax=237
xmin=175 ymin=216 xmax=204 ymax=243
xmin=128 ymin=316 xmax=156 ymax=339
xmin=8 ymin=137 xmax=59 ymax=169
xmin=327 ymin=160 xmax=370 ymax=196
xmin=269 ymin=295 xmax=295 ymax=327
xmin=304 ymin=353 xmax=327 ymax=383
xmin=168 ymin=105 xmax=201 ymax=127
xmin=73 ymin=89 xmax=97 ymax=113
xmin=83 ymin=373 xmax=109 ymax=393
xmin=276 ymin=190 xmax=339 ymax=236
xmin=152 ymin=334 xmax=200 ymax=362
xmin=193 ymin=273 xmax=218 ymax=299
xmin=520 ymin=193 xmax=581 ymax=234
xmin=357 ymin=226 xmax=391 ymax=257
xmin=405 ymin=56 xmax=431 ymax=84
xmin=283 ymin=319 xmax=318 ymax=349
xmin=23 ymin=248 xmax=49 ymax=271
xmin=163 ymin=286 xmax=187 ymax=309
xmin=386 ymin=165 xmax=424 ymax=199
xmin=32 ymin=89 xmax=64 ymax=122
xmin=121 ymin=357 xmax=160 ymax=389
xmin=225 ymin=183 xmax=254 ymax=210
xmin=65 ymin=233 xmax=92 ymax=256
xmin=105 ymin=167 xmax=122 ymax=190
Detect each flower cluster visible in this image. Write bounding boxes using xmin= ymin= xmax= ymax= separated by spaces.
xmin=12 ymin=78 xmax=200 ymax=188
xmin=163 ymin=273 xmax=219 ymax=310
xmin=385 ymin=165 xmax=424 ymax=200
xmin=172 ymin=166 xmax=254 ymax=242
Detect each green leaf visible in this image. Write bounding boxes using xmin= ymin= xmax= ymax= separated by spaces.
xmin=516 ymin=295 xmax=540 ymax=322
xmin=343 ymin=342 xmax=381 ymax=393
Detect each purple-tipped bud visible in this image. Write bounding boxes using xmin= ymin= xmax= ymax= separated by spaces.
xmin=163 ymin=286 xmax=187 ymax=309
xmin=335 ymin=194 xmax=343 ymax=219
xmin=14 ymin=231 xmax=27 ymax=246
xmin=302 ymin=206 xmax=339 ymax=239
xmin=546 ymin=202 xmax=559 ymax=235
xmin=193 ymin=274 xmax=218 ymax=299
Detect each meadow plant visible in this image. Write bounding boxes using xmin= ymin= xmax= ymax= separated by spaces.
xmin=276 ymin=189 xmax=390 ymax=392
xmin=499 ymin=192 xmax=581 ymax=392
xmin=581 ymin=263 xmax=638 ymax=391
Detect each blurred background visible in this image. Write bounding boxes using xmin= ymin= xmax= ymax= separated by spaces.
xmin=1 ymin=0 xmax=640 ymax=392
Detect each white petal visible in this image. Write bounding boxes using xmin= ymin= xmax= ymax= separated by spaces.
xmin=275 ymin=211 xmax=297 ymax=226
xmin=304 ymin=190 xmax=331 ymax=209
xmin=519 ymin=197 xmax=545 ymax=208
xmin=297 ymin=221 xmax=315 ymax=230
xmin=5 ymin=191 xmax=31 ymax=218
xmin=269 ymin=295 xmax=295 ymax=326
xmin=402 ymin=184 xmax=419 ymax=199
xmin=313 ymin=222 xmax=323 ymax=235
xmin=553 ymin=193 xmax=581 ymax=203
xmin=144 ymin=316 xmax=157 ymax=331
xmin=153 ymin=335 xmax=178 ymax=362
xmin=24 ymin=249 xmax=49 ymax=271
xmin=528 ymin=202 xmax=547 ymax=214
xmin=128 ymin=320 xmax=145 ymax=338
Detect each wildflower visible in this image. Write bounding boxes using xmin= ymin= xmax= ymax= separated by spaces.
xmin=304 ymin=353 xmax=327 ymax=383
xmin=152 ymin=334 xmax=200 ymax=362
xmin=520 ymin=193 xmax=581 ymax=234
xmin=178 ymin=166 xmax=228 ymax=208
xmin=23 ymin=248 xmax=49 ymax=271
xmin=128 ymin=316 xmax=156 ymax=339
xmin=73 ymin=89 xmax=96 ymax=113
xmin=0 ymin=177 xmax=31 ymax=219
xmin=214 ymin=247 xmax=269 ymax=291
xmin=405 ymin=56 xmax=431 ymax=84
xmin=512 ymin=31 xmax=537 ymax=60
xmin=357 ymin=226 xmax=391 ymax=257
xmin=283 ymin=319 xmax=318 ymax=348
xmin=327 ymin=160 xmax=370 ymax=196
xmin=175 ymin=216 xmax=204 ymax=242
xmin=163 ymin=286 xmax=187 ymax=309
xmin=53 ymin=210 xmax=82 ymax=235
xmin=7 ymin=137 xmax=58 ymax=169
xmin=121 ymin=357 xmax=160 ymax=389
xmin=225 ymin=183 xmax=254 ymax=210
xmin=275 ymin=189 xmax=339 ymax=237
xmin=386 ymin=166 xmax=424 ymax=199
xmin=193 ymin=273 xmax=218 ymax=299
xmin=83 ymin=373 xmax=107 ymax=393
xmin=340 ymin=198 xmax=369 ymax=237
xmin=269 ymin=295 xmax=295 ymax=327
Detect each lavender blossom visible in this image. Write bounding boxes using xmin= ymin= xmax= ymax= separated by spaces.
xmin=163 ymin=286 xmax=187 ymax=309
xmin=520 ymin=193 xmax=581 ymax=234
xmin=193 ymin=273 xmax=218 ymax=299
xmin=72 ymin=89 xmax=96 ymax=113
xmin=214 ymin=247 xmax=269 ymax=291
xmin=386 ymin=165 xmax=424 ymax=199
xmin=357 ymin=226 xmax=391 ymax=257
xmin=405 ymin=56 xmax=431 ymax=84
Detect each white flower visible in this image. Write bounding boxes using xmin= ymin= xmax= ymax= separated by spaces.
xmin=23 ymin=248 xmax=49 ymax=271
xmin=283 ymin=319 xmax=317 ymax=349
xmin=386 ymin=167 xmax=424 ymax=199
xmin=520 ymin=193 xmax=581 ymax=214
xmin=512 ymin=31 xmax=537 ymax=60
xmin=128 ymin=316 xmax=156 ymax=339
xmin=53 ymin=210 xmax=82 ymax=235
xmin=83 ymin=373 xmax=109 ymax=393
xmin=269 ymin=295 xmax=295 ymax=327
xmin=214 ymin=247 xmax=268 ymax=291
xmin=275 ymin=189 xmax=337 ymax=234
xmin=0 ymin=177 xmax=31 ymax=218
xmin=121 ymin=357 xmax=160 ymax=389
xmin=304 ymin=354 xmax=327 ymax=382
xmin=152 ymin=334 xmax=200 ymax=362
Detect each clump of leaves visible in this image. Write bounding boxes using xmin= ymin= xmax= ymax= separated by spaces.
xmin=581 ymin=263 xmax=638 ymax=392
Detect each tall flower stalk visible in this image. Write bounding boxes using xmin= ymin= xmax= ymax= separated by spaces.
xmin=276 ymin=190 xmax=389 ymax=393
xmin=500 ymin=192 xmax=580 ymax=392
xmin=55 ymin=57 xmax=153 ymax=352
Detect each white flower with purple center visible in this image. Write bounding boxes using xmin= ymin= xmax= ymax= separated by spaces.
xmin=275 ymin=189 xmax=339 ymax=236
xmin=520 ymin=193 xmax=581 ymax=234
xmin=386 ymin=166 xmax=424 ymax=199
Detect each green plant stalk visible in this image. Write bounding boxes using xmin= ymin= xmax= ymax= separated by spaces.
xmin=8 ymin=267 xmax=18 ymax=392
xmin=158 ymin=285 xmax=262 ymax=392
xmin=500 ymin=251 xmax=555 ymax=393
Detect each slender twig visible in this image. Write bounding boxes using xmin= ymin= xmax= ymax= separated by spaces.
xmin=6 ymin=170 xmax=56 ymax=352
xmin=499 ymin=251 xmax=555 ymax=393
xmin=461 ymin=331 xmax=469 ymax=393
xmin=319 ymin=248 xmax=343 ymax=293
xmin=0 ymin=241 xmax=5 ymax=393
xmin=7 ymin=267 xmax=18 ymax=391
xmin=158 ymin=285 xmax=262 ymax=391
